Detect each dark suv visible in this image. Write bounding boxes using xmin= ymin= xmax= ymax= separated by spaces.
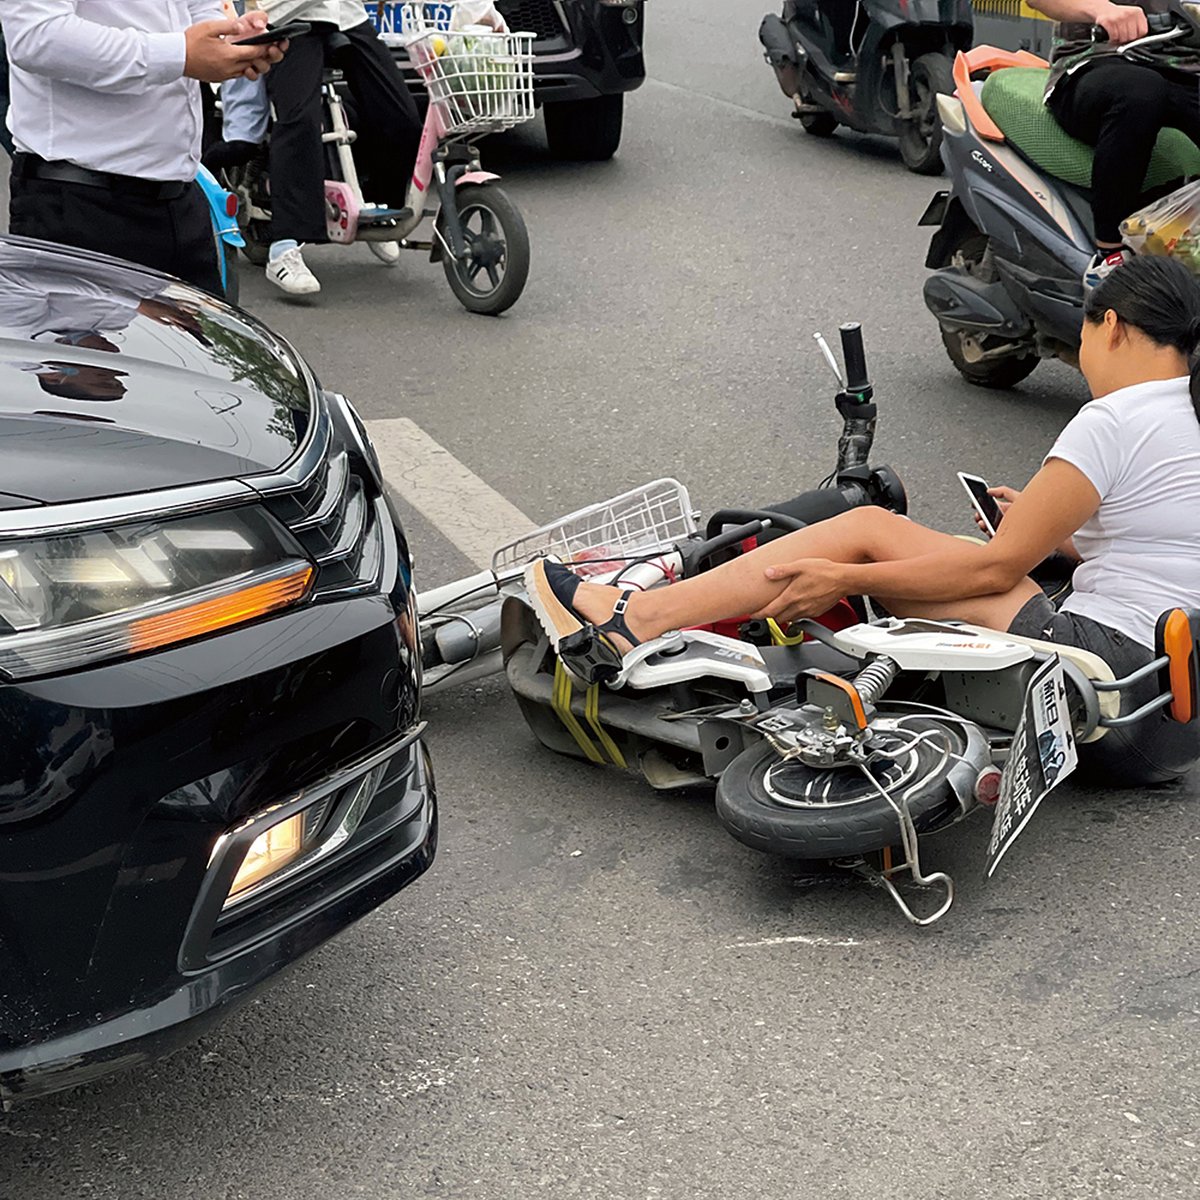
xmin=378 ymin=0 xmax=647 ymax=160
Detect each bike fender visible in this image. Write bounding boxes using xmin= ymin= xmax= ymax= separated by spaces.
xmin=455 ymin=171 xmax=501 ymax=188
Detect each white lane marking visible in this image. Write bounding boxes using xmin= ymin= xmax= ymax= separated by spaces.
xmin=726 ymin=934 xmax=867 ymax=949
xmin=366 ymin=417 xmax=534 ymax=570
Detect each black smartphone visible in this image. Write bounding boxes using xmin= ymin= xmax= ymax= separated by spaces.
xmin=957 ymin=471 xmax=1004 ymax=538
xmin=233 ymin=20 xmax=311 ymax=46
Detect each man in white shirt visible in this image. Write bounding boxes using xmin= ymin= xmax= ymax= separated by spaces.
xmin=0 ymin=2 xmax=286 ymax=294
xmin=253 ymin=0 xmax=421 ymax=296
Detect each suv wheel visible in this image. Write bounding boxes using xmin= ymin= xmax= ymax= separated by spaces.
xmin=544 ymin=94 xmax=624 ymax=161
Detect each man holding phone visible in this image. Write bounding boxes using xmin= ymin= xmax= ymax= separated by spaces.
xmin=0 ymin=2 xmax=287 ymax=294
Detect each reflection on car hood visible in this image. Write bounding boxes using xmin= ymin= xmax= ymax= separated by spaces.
xmin=0 ymin=237 xmax=312 ymax=504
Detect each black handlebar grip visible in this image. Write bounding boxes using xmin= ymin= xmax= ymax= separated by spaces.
xmin=840 ymin=322 xmax=870 ymax=394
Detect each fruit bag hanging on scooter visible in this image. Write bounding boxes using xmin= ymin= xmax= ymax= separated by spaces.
xmin=1121 ymin=180 xmax=1200 ymax=275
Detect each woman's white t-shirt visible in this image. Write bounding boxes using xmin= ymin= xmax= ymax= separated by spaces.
xmin=1046 ymin=376 xmax=1200 ymax=648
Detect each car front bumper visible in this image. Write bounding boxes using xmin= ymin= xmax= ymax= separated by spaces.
xmin=0 ymin=508 xmax=435 ymax=1106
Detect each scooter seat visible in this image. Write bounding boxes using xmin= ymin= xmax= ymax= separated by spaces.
xmin=981 ymin=67 xmax=1200 ymax=190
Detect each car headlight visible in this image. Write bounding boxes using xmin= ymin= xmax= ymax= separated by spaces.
xmin=0 ymin=507 xmax=314 ymax=680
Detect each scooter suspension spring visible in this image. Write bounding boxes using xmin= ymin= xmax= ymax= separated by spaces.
xmin=852 ymin=655 xmax=899 ymax=706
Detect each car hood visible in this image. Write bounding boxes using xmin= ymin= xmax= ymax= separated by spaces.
xmin=0 ymin=237 xmax=312 ymax=505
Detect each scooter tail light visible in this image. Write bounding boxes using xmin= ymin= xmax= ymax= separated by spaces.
xmin=225 ymin=193 xmax=239 ymax=218
xmin=975 ymin=766 xmax=1003 ymax=807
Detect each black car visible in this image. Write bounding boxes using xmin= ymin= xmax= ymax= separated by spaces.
xmin=0 ymin=237 xmax=436 ymax=1105
xmin=379 ymin=0 xmax=647 ymax=160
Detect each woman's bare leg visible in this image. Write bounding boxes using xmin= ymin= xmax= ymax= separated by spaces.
xmin=568 ymin=508 xmax=1041 ymax=645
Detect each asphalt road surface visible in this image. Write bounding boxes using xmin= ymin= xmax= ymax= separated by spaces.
xmin=4 ymin=3 xmax=1199 ymax=1197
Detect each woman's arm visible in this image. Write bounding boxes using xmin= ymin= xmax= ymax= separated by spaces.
xmin=1027 ymin=0 xmax=1149 ymax=41
xmin=763 ymin=458 xmax=1099 ymax=614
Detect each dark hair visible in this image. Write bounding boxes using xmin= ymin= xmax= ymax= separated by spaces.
xmin=1084 ymin=255 xmax=1200 ymax=418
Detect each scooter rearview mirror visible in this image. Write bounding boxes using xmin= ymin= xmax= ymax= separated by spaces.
xmin=813 ymin=332 xmax=846 ymax=389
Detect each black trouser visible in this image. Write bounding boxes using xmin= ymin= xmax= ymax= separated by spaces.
xmin=264 ymin=19 xmax=421 ymax=244
xmin=8 ymin=165 xmax=223 ymax=296
xmin=1049 ymin=59 xmax=1200 ymax=245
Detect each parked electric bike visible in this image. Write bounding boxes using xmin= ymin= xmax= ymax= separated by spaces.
xmin=759 ymin=0 xmax=972 ymax=174
xmin=921 ymin=9 xmax=1200 ymax=387
xmin=198 ymin=163 xmax=245 ymax=305
xmin=224 ymin=6 xmax=534 ymax=315
xmin=413 ymin=324 xmax=1200 ymax=925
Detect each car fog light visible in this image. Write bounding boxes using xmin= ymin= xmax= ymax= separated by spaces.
xmin=228 ymin=813 xmax=306 ymax=900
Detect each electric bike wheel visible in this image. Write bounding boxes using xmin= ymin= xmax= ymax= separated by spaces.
xmin=714 ymin=716 xmax=966 ymax=860
xmin=935 ymin=228 xmax=1040 ymax=388
xmin=442 ymin=185 xmax=531 ymax=317
xmin=898 ymin=52 xmax=953 ymax=176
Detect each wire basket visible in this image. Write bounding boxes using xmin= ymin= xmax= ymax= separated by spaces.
xmin=492 ymin=480 xmax=699 ymax=574
xmin=375 ymin=4 xmax=535 ymax=138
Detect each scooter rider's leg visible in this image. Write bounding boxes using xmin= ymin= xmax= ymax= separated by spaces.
xmin=342 ymin=20 xmax=421 ymax=194
xmin=1049 ymin=62 xmax=1168 ymax=285
xmin=341 ymin=20 xmax=422 ymax=265
xmin=264 ymin=30 xmax=327 ymax=295
xmin=544 ymin=508 xmax=1040 ymax=650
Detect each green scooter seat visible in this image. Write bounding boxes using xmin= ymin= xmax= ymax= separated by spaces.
xmin=980 ymin=66 xmax=1200 ymax=189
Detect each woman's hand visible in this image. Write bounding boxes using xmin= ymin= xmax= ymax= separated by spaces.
xmin=974 ymin=484 xmax=1021 ymax=538
xmin=759 ymin=558 xmax=847 ymax=622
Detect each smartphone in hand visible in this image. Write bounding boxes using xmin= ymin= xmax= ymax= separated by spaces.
xmin=233 ymin=20 xmax=311 ymax=46
xmin=957 ymin=471 xmax=1004 ymax=538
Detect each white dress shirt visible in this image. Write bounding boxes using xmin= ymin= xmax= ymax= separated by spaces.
xmin=1 ymin=1 xmax=225 ymax=181
xmin=253 ymin=1 xmax=372 ymax=33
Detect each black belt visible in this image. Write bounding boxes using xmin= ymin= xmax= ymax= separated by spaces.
xmin=12 ymin=153 xmax=189 ymax=201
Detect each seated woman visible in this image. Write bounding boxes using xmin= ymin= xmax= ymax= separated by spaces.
xmin=529 ymin=255 xmax=1200 ymax=784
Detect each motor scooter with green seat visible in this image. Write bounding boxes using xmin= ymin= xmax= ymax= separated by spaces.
xmin=920 ymin=10 xmax=1200 ymax=387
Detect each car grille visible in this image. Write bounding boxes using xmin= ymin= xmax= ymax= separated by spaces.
xmin=495 ymin=0 xmax=565 ymax=41
xmin=259 ymin=410 xmax=385 ymax=597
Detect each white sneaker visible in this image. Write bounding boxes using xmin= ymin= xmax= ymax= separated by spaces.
xmin=1083 ymin=247 xmax=1133 ymax=292
xmin=266 ymin=246 xmax=321 ymax=296
xmin=368 ymin=240 xmax=401 ymax=265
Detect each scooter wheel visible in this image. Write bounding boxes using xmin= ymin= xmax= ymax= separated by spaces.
xmin=898 ymin=52 xmax=954 ymax=176
xmin=441 ymin=184 xmax=531 ymax=317
xmin=715 ymin=716 xmax=966 ymax=860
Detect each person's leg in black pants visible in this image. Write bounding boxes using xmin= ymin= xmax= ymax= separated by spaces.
xmin=341 ymin=21 xmax=422 ymax=209
xmin=8 ymin=173 xmax=223 ymax=295
xmin=1049 ymin=60 xmax=1200 ymax=247
xmin=264 ymin=30 xmax=328 ymax=244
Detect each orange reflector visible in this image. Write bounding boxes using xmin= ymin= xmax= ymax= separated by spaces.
xmin=1163 ymin=609 xmax=1196 ymax=724
xmin=129 ymin=565 xmax=314 ymax=654
xmin=811 ymin=670 xmax=869 ymax=732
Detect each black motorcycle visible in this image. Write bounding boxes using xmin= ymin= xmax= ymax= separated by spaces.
xmin=760 ymin=0 xmax=973 ymax=174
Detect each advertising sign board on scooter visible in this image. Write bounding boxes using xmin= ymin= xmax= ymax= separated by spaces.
xmin=986 ymin=655 xmax=1078 ymax=876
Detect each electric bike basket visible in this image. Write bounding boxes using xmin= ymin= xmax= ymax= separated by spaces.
xmin=491 ymin=480 xmax=699 ymax=576
xmin=390 ymin=4 xmax=535 ymax=137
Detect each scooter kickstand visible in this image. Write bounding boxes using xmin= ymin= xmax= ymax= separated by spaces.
xmin=853 ymin=761 xmax=955 ymax=927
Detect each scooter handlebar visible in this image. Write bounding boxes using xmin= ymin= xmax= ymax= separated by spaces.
xmin=840 ymin=322 xmax=870 ymax=395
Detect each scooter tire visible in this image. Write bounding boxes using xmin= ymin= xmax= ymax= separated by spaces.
xmin=898 ymin=52 xmax=954 ymax=176
xmin=442 ymin=184 xmax=530 ymax=317
xmin=799 ymin=109 xmax=838 ymax=138
xmin=940 ymin=330 xmax=1040 ymax=389
xmin=714 ymin=719 xmax=965 ymax=860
